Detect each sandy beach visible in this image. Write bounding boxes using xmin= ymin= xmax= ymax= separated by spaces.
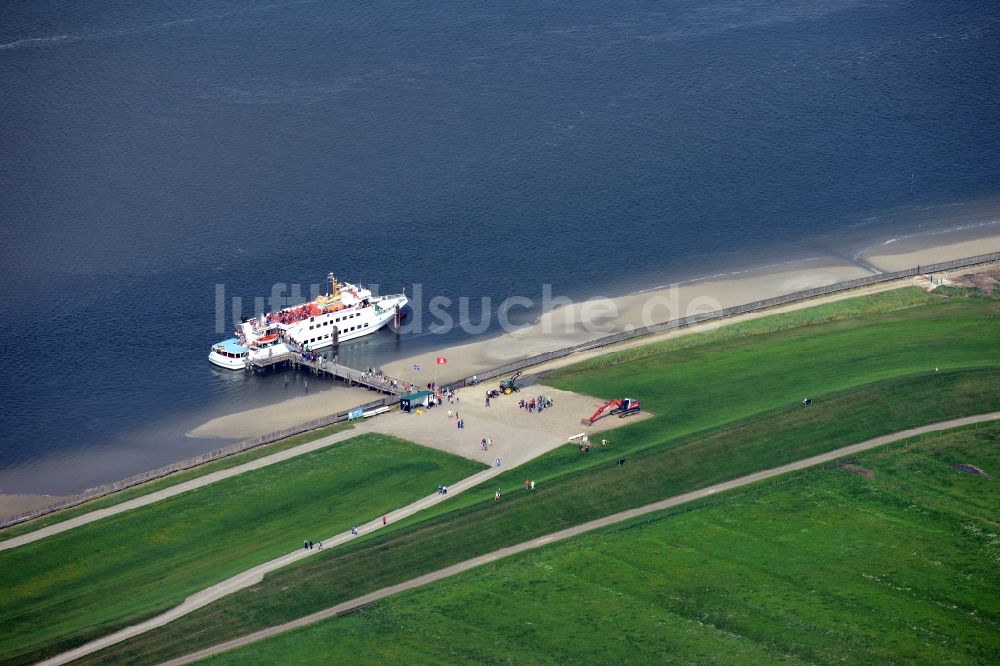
xmin=861 ymin=229 xmax=1000 ymax=272
xmin=187 ymin=385 xmax=376 ymax=439
xmin=186 ymin=229 xmax=999 ymax=442
xmin=0 ymin=494 xmax=72 ymax=517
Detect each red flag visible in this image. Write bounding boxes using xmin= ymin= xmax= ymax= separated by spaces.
xmin=435 ymin=357 xmax=447 ymax=365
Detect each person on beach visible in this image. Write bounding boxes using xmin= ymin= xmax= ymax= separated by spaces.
xmin=496 ymin=458 xmax=502 ymax=467
xmin=488 ymin=438 xmax=492 ymax=449
xmin=448 ymin=409 xmax=453 ymax=419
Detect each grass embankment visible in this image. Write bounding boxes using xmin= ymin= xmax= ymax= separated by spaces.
xmin=207 ymin=423 xmax=1000 ymax=665
xmin=0 ymin=434 xmax=484 ymax=665
xmin=0 ymin=422 xmax=354 ymax=542
xmin=82 ymin=287 xmax=1000 ymax=664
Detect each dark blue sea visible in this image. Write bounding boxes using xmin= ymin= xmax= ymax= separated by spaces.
xmin=1 ymin=0 xmax=998 ymax=495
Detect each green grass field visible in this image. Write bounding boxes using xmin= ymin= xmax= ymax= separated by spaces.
xmin=0 ymin=434 xmax=484 ymax=665
xmin=0 ymin=422 xmax=354 ymax=542
xmin=81 ymin=286 xmax=1000 ymax=664
xmin=204 ymin=422 xmax=1000 ymax=665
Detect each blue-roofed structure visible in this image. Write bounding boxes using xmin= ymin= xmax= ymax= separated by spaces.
xmin=214 ymin=338 xmax=247 ymax=354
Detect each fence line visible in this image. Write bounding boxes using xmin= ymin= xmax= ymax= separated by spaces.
xmin=3 ymin=252 xmax=997 ymax=529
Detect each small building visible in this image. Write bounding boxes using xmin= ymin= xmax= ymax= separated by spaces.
xmin=399 ymin=390 xmax=434 ymax=413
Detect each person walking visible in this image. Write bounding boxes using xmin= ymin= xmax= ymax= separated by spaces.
xmin=496 ymin=458 xmax=502 ymax=467
xmin=382 ymin=515 xmax=388 ymax=526
xmin=351 ymin=526 xmax=358 ymax=536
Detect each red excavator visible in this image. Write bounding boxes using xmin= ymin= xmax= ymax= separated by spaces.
xmin=587 ymin=398 xmax=640 ymax=425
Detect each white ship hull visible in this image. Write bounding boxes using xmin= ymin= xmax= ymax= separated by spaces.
xmin=289 ymin=295 xmax=405 ymax=353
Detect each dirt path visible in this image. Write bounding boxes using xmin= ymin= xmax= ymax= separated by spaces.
xmin=39 ymin=412 xmax=999 ymax=666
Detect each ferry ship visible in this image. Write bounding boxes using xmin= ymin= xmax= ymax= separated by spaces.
xmin=209 ymin=274 xmax=407 ymax=370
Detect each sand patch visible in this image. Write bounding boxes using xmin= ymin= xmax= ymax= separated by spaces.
xmin=0 ymin=494 xmax=71 ymax=520
xmin=358 ymin=382 xmax=650 ymax=469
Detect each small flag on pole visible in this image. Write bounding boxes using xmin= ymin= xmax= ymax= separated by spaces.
xmin=436 ymin=357 xmax=447 ymax=365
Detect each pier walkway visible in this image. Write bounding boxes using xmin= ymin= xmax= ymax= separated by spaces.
xmin=250 ymin=350 xmax=409 ymax=397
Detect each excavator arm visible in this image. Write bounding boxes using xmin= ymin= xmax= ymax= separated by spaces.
xmin=588 ymin=399 xmax=622 ymax=425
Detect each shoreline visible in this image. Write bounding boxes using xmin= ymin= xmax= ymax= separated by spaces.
xmin=3 ymin=244 xmax=996 ymax=520
xmin=187 ymin=227 xmax=999 ymax=441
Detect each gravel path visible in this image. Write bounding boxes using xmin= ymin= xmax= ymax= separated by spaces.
xmin=0 ymin=429 xmax=360 ymax=552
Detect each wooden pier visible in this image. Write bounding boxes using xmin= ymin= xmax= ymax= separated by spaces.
xmin=249 ymin=350 xmax=407 ymax=396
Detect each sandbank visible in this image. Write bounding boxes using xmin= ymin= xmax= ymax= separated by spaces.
xmin=188 ymin=385 xmax=376 ymax=439
xmin=0 ymin=494 xmax=71 ymax=520
xmin=382 ymin=258 xmax=873 ymax=382
xmin=861 ymin=229 xmax=1000 ymax=273
xmin=385 ymin=232 xmax=1000 ymax=383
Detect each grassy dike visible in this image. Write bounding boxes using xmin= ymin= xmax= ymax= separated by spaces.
xmin=0 ymin=422 xmax=355 ymax=542
xmin=0 ymin=434 xmax=486 ymax=664
xmin=80 ymin=287 xmax=1000 ymax=664
xmin=206 ymin=422 xmax=1000 ymax=665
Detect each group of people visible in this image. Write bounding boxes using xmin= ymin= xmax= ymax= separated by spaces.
xmin=269 ymin=303 xmax=323 ymax=326
xmin=518 ymin=395 xmax=553 ymax=413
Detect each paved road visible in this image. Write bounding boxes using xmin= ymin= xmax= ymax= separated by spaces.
xmin=40 ymin=412 xmax=999 ymax=666
xmin=0 ymin=429 xmax=361 ymax=552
